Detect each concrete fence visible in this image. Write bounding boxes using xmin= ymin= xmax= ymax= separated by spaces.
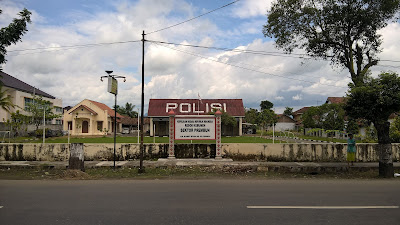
xmin=0 ymin=143 xmax=399 ymax=162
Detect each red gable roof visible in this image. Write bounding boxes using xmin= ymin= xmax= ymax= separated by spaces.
xmin=148 ymin=99 xmax=245 ymax=117
xmin=293 ymin=107 xmax=310 ymax=115
xmin=88 ymin=100 xmax=123 ymax=118
xmin=69 ymin=105 xmax=98 ymax=115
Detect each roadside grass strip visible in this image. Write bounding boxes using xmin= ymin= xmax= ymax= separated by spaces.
xmin=247 ymin=206 xmax=399 ymax=209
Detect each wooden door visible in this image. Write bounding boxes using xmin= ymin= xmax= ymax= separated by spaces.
xmin=82 ymin=121 xmax=89 ymax=133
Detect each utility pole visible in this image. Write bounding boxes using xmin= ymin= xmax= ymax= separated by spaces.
xmin=139 ymin=30 xmax=145 ymax=173
xmin=101 ymin=71 xmax=126 ymax=169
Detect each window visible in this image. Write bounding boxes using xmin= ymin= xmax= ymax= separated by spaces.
xmin=55 ymin=119 xmax=62 ymax=125
xmin=97 ymin=121 xmax=103 ymax=131
xmin=24 ymin=97 xmax=32 ymax=110
xmin=54 ymin=107 xmax=63 ymax=113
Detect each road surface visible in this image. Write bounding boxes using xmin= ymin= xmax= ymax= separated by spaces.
xmin=1 ymin=179 xmax=399 ymax=225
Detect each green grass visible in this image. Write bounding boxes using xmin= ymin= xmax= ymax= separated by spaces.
xmin=297 ymin=135 xmax=347 ymax=143
xmin=6 ymin=135 xmax=278 ymax=144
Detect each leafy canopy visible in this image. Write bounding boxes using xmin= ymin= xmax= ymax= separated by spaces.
xmin=263 ymin=0 xmax=400 ymax=85
xmin=260 ymin=100 xmax=274 ymax=111
xmin=0 ymin=8 xmax=32 ymax=68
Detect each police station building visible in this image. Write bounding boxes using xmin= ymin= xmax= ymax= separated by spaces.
xmin=148 ymin=99 xmax=245 ymax=137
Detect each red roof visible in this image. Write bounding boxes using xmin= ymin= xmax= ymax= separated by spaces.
xmin=326 ymin=97 xmax=345 ymax=104
xmin=88 ymin=100 xmax=123 ymax=119
xmin=121 ymin=116 xmax=150 ymax=125
xmin=293 ymin=107 xmax=310 ymax=115
xmin=148 ymin=99 xmax=245 ymax=117
xmin=277 ymin=114 xmax=295 ymax=123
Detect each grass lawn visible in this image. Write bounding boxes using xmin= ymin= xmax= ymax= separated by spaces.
xmin=8 ymin=135 xmax=278 ymax=144
xmin=297 ymin=135 xmax=348 ymax=143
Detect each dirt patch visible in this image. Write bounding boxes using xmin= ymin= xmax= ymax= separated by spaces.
xmin=61 ymin=170 xmax=91 ymax=180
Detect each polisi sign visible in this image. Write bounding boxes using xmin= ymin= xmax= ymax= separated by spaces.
xmin=166 ymin=102 xmax=227 ymax=114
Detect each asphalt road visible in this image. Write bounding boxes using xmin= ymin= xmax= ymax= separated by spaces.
xmin=1 ymin=179 xmax=399 ymax=225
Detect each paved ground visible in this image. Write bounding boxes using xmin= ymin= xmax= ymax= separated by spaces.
xmin=1 ymin=180 xmax=399 ymax=225
xmin=1 ymin=159 xmax=400 ymax=173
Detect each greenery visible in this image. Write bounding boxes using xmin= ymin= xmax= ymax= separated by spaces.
xmin=115 ymin=102 xmax=137 ymax=118
xmin=3 ymin=110 xmax=30 ymax=137
xmin=345 ymin=72 xmax=400 ymax=144
xmin=0 ymin=85 xmax=14 ymax=112
xmin=263 ymin=0 xmax=400 ymax=86
xmin=283 ymin=107 xmax=293 ymax=118
xmin=260 ymin=100 xmax=273 ymax=111
xmin=390 ymin=116 xmax=400 ymax=143
xmin=25 ymin=96 xmax=60 ymax=130
xmin=244 ymin=108 xmax=258 ymax=125
xmin=0 ymin=8 xmax=32 ymax=68
xmin=302 ymin=103 xmax=345 ymax=131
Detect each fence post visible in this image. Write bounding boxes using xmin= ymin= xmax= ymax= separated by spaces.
xmin=69 ymin=143 xmax=84 ymax=171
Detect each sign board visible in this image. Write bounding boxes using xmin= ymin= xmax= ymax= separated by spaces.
xmin=107 ymin=77 xmax=118 ymax=95
xmin=175 ymin=117 xmax=216 ymax=140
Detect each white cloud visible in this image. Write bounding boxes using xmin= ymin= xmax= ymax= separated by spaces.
xmin=233 ymin=0 xmax=272 ymax=18
xmin=292 ymin=94 xmax=302 ymax=101
xmin=1 ymin=0 xmax=400 ymax=112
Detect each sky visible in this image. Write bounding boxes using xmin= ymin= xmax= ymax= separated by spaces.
xmin=1 ymin=0 xmax=400 ymax=114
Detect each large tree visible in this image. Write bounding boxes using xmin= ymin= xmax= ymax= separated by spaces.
xmin=260 ymin=100 xmax=274 ymax=111
xmin=345 ymin=72 xmax=400 ymax=177
xmin=264 ymin=0 xmax=400 ymax=177
xmin=25 ymin=96 xmax=60 ymax=130
xmin=0 ymin=8 xmax=32 ymax=69
xmin=115 ymin=102 xmax=138 ymax=118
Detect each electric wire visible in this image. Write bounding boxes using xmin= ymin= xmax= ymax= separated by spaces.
xmin=8 ymin=40 xmax=142 ymax=53
xmin=146 ymin=0 xmax=240 ymax=35
xmin=151 ymin=42 xmax=348 ymax=88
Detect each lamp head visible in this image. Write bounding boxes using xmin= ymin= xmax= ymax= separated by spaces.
xmin=105 ymin=70 xmax=113 ymax=75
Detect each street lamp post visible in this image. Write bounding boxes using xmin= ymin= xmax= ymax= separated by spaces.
xmin=101 ymin=71 xmax=126 ymax=169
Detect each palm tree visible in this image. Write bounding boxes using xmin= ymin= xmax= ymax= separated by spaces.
xmin=0 ymin=85 xmax=14 ymax=112
xmin=124 ymin=102 xmax=137 ymax=118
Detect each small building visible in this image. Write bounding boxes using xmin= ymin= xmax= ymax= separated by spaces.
xmin=63 ymin=99 xmax=122 ymax=136
xmin=274 ymin=114 xmax=296 ymax=132
xmin=121 ymin=116 xmax=150 ymax=134
xmin=0 ymin=71 xmax=63 ymax=125
xmin=147 ymin=99 xmax=245 ymax=136
xmin=293 ymin=107 xmax=310 ymax=129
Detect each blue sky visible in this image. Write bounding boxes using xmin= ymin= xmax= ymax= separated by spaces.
xmin=1 ymin=0 xmax=400 ymax=114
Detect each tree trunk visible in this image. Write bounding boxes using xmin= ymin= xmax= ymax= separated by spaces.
xmin=374 ymin=121 xmax=394 ymax=178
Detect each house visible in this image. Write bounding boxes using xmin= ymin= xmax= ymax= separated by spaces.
xmin=274 ymin=114 xmax=296 ymax=132
xmin=293 ymin=106 xmax=310 ymax=129
xmin=325 ymin=97 xmax=345 ymax=104
xmin=147 ymin=99 xmax=245 ymax=136
xmin=63 ymin=99 xmax=122 ymax=136
xmin=0 ymin=71 xmax=63 ymax=125
xmin=121 ymin=116 xmax=150 ymax=134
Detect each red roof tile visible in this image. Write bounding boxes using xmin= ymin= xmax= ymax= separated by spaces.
xmin=148 ymin=99 xmax=245 ymax=117
xmin=326 ymin=97 xmax=345 ymax=104
xmin=293 ymin=107 xmax=310 ymax=115
xmin=121 ymin=116 xmax=150 ymax=125
xmin=88 ymin=100 xmax=123 ymax=118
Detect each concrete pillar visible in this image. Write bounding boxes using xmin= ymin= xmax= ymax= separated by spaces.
xmin=215 ymin=110 xmax=222 ymax=159
xmin=239 ymin=117 xmax=243 ymax=136
xmin=168 ymin=110 xmax=175 ymax=159
xmin=150 ymin=118 xmax=154 ymax=137
xmin=69 ymin=143 xmax=84 ymax=171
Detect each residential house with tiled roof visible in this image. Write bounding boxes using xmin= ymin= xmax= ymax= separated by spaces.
xmin=0 ymin=71 xmax=63 ymax=124
xmin=63 ymin=99 xmax=123 ymax=135
xmin=274 ymin=114 xmax=296 ymax=132
xmin=325 ymin=97 xmax=346 ymax=104
xmin=292 ymin=106 xmax=310 ymax=129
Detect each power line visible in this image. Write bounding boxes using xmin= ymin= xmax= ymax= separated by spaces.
xmin=151 ymin=42 xmax=348 ymax=88
xmin=8 ymin=40 xmax=142 ymax=53
xmin=147 ymin=40 xmax=311 ymax=59
xmin=146 ymin=0 xmax=240 ymax=35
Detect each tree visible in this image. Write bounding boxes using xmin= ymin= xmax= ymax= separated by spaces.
xmin=283 ymin=107 xmax=293 ymax=118
xmin=263 ymin=0 xmax=400 ymax=177
xmin=245 ymin=108 xmax=259 ymax=125
xmin=390 ymin=116 xmax=400 ymax=143
xmin=301 ymin=106 xmax=323 ymax=129
xmin=263 ymin=0 xmax=400 ymax=86
xmin=25 ymin=96 xmax=60 ymax=130
xmin=0 ymin=85 xmax=14 ymax=112
xmin=115 ymin=102 xmax=138 ymax=118
xmin=3 ymin=110 xmax=30 ymax=137
xmin=257 ymin=109 xmax=278 ymax=137
xmin=320 ymin=104 xmax=345 ymax=131
xmin=0 ymin=8 xmax=32 ymax=69
xmin=345 ymin=72 xmax=400 ymax=177
xmin=260 ymin=100 xmax=274 ymax=111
